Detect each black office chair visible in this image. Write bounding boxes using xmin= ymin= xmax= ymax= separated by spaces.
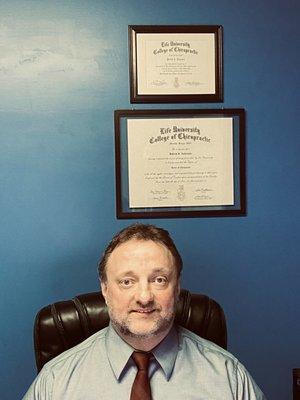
xmin=34 ymin=289 xmax=227 ymax=372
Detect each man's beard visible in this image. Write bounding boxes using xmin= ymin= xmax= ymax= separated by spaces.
xmin=107 ymin=300 xmax=177 ymax=340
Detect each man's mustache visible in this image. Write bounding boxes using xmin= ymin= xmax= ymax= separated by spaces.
xmin=130 ymin=300 xmax=161 ymax=312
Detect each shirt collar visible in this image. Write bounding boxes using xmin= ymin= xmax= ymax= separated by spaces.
xmin=105 ymin=324 xmax=134 ymax=380
xmin=152 ymin=326 xmax=178 ymax=380
xmin=105 ymin=324 xmax=179 ymax=381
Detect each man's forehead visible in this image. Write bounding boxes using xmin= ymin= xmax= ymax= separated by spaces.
xmin=107 ymin=239 xmax=175 ymax=267
xmin=111 ymin=238 xmax=171 ymax=256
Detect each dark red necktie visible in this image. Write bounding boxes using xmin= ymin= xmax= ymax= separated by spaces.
xmin=130 ymin=351 xmax=152 ymax=400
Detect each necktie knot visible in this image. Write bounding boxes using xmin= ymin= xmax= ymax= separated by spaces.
xmin=132 ymin=351 xmax=151 ymax=371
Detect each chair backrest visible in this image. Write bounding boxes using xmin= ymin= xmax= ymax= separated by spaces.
xmin=34 ymin=289 xmax=227 ymax=372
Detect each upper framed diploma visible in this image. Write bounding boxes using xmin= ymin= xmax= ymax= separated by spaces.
xmin=129 ymin=25 xmax=223 ymax=103
xmin=114 ymin=108 xmax=246 ymax=219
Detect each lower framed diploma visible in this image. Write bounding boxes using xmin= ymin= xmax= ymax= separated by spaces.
xmin=114 ymin=108 xmax=246 ymax=219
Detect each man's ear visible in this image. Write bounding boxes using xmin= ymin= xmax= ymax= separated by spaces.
xmin=101 ymin=281 xmax=107 ymax=300
xmin=176 ymin=279 xmax=181 ymax=297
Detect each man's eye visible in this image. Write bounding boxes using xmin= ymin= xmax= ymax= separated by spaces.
xmin=119 ymin=279 xmax=134 ymax=287
xmin=154 ymin=276 xmax=167 ymax=285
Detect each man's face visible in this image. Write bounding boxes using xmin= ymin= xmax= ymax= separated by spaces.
xmin=101 ymin=239 xmax=180 ymax=344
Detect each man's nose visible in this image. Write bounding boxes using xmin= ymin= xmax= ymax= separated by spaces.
xmin=135 ymin=283 xmax=154 ymax=304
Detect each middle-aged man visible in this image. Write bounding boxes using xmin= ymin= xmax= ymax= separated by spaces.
xmin=23 ymin=223 xmax=266 ymax=399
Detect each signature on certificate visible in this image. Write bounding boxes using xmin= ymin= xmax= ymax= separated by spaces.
xmin=185 ymin=81 xmax=203 ymax=87
xmin=150 ymin=189 xmax=170 ymax=202
xmin=151 ymin=80 xmax=167 ymax=86
xmin=194 ymin=188 xmax=213 ymax=200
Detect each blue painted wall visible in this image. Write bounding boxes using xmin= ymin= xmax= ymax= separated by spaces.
xmin=0 ymin=1 xmax=299 ymax=399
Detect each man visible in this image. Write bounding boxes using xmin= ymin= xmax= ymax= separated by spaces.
xmin=24 ymin=223 xmax=266 ymax=399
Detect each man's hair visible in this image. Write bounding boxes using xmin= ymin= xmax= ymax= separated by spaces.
xmin=98 ymin=223 xmax=182 ymax=282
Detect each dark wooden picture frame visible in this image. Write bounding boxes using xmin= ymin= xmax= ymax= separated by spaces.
xmin=129 ymin=25 xmax=223 ymax=103
xmin=114 ymin=108 xmax=246 ymax=219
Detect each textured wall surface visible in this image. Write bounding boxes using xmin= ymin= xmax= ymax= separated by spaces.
xmin=0 ymin=1 xmax=299 ymax=399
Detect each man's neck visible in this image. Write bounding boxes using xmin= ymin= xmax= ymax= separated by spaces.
xmin=112 ymin=325 xmax=172 ymax=352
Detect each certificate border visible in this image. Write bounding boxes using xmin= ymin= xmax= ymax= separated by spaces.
xmin=129 ymin=25 xmax=223 ymax=103
xmin=114 ymin=108 xmax=246 ymax=219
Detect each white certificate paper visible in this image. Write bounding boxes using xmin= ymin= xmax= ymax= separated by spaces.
xmin=136 ymin=33 xmax=215 ymax=95
xmin=127 ymin=117 xmax=234 ymax=208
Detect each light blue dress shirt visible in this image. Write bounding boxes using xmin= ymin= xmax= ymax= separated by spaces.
xmin=23 ymin=324 xmax=266 ymax=399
